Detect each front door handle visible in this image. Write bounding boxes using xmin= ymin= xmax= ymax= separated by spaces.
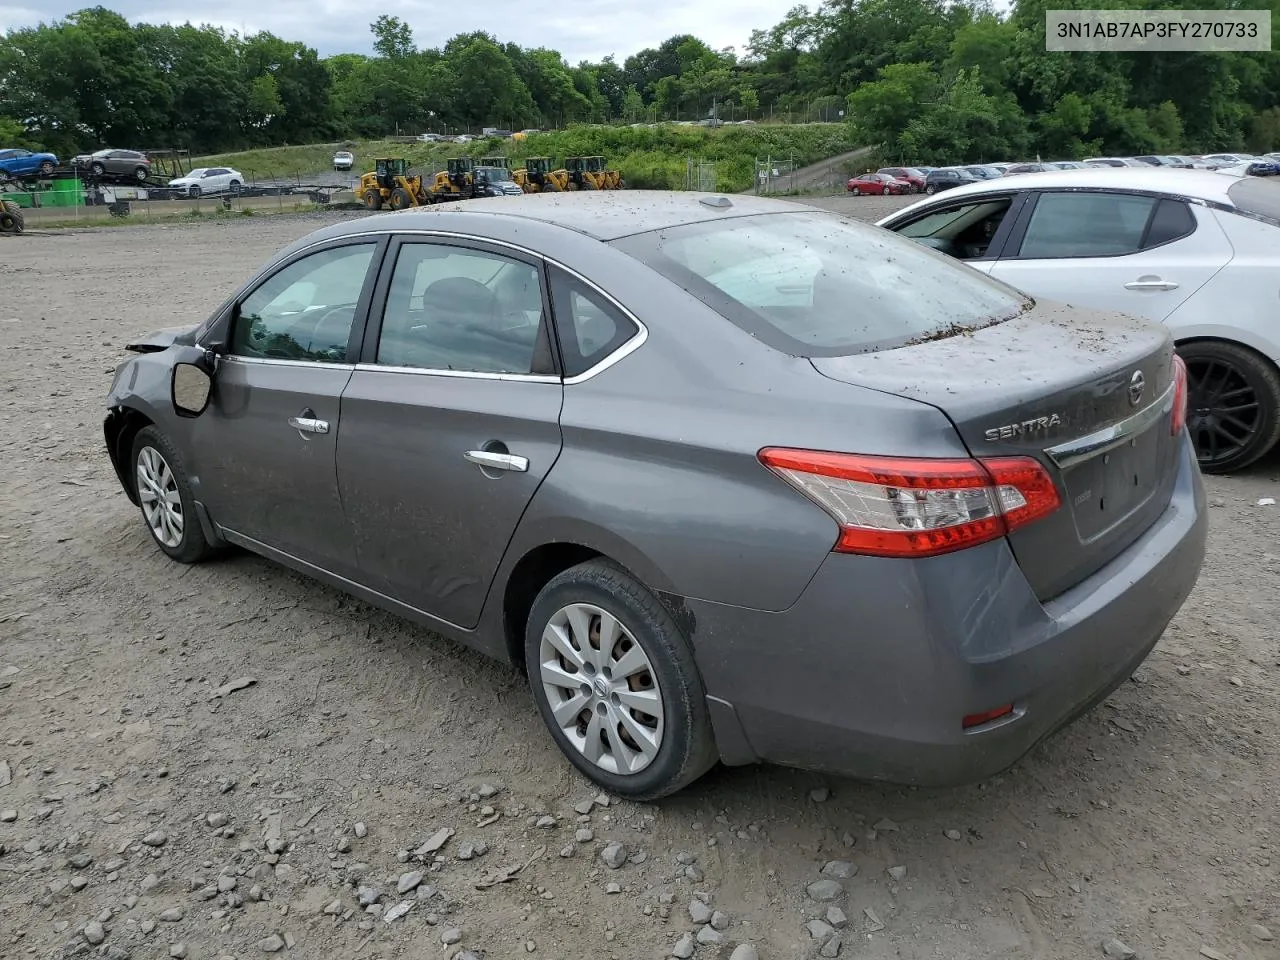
xmin=1124 ymin=279 xmax=1179 ymax=291
xmin=288 ymin=416 xmax=329 ymax=434
xmin=464 ymin=450 xmax=528 ymax=472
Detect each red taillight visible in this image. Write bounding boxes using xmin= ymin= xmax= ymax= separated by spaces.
xmin=757 ymin=449 xmax=1062 ymax=558
xmin=1171 ymin=353 xmax=1188 ymax=435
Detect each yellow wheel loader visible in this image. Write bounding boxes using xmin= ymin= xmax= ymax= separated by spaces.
xmin=426 ymin=156 xmax=477 ymax=202
xmin=517 ymin=156 xmax=569 ymax=193
xmin=357 ymin=158 xmax=431 ymax=211
xmin=565 ymin=156 xmax=610 ymax=191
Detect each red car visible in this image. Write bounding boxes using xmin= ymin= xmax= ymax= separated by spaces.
xmin=876 ymin=167 xmax=927 ymax=191
xmin=847 ymin=173 xmax=913 ymax=196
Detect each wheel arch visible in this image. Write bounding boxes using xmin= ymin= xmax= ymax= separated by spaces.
xmin=496 ymin=527 xmax=688 ymax=671
xmin=104 ymin=405 xmax=156 ymax=504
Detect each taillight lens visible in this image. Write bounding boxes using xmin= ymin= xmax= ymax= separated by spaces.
xmin=1171 ymin=353 xmax=1188 ymax=435
xmin=758 ymin=448 xmax=1061 ymax=558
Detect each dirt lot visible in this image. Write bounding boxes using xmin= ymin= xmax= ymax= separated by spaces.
xmin=2 ymin=198 xmax=1279 ymax=960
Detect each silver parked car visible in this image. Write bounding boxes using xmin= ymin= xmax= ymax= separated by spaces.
xmin=103 ymin=192 xmax=1207 ymax=798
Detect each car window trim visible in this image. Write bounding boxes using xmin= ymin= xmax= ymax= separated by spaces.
xmin=357 ymin=233 xmax=559 ymax=379
xmin=1000 ymin=188 xmax=1199 ymax=262
xmin=224 ymin=234 xmax=390 ymax=365
xmin=544 ymin=262 xmax=644 ymax=380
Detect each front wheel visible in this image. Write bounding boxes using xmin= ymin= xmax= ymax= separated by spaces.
xmin=364 ymin=188 xmax=384 ymax=210
xmin=90 ymin=162 xmax=106 ymax=177
xmin=1180 ymin=340 xmax=1280 ymax=473
xmin=525 ymin=559 xmax=718 ymax=800
xmin=882 ymin=186 xmax=891 ymax=195
xmin=925 ymin=184 xmax=937 ymax=194
xmin=131 ymin=426 xmax=215 ymax=563
xmin=135 ymin=166 xmax=149 ymax=182
xmin=189 ymin=185 xmax=202 ymax=199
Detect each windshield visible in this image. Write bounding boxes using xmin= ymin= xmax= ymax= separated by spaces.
xmin=612 ymin=211 xmax=1030 ymax=357
xmin=1227 ymin=177 xmax=1280 ymax=224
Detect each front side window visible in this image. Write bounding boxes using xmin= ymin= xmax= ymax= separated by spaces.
xmin=1017 ymin=192 xmax=1156 ymax=258
xmin=613 ymin=211 xmax=1030 ymax=357
xmin=230 ymin=243 xmax=376 ymax=362
xmin=376 ymin=243 xmax=547 ymax=374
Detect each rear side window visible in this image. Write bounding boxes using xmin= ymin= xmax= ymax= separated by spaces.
xmin=548 ymin=268 xmax=640 ymax=377
xmin=1017 ymin=192 xmax=1156 ymax=258
xmin=1142 ymin=199 xmax=1196 ymax=248
xmin=612 ymin=211 xmax=1030 ymax=357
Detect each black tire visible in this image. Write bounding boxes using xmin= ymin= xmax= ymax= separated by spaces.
xmin=524 ymin=559 xmax=718 ymax=801
xmin=39 ymin=160 xmax=55 ymax=175
xmin=364 ymin=188 xmax=384 ymax=210
xmin=389 ymin=186 xmax=412 ymax=210
xmin=925 ymin=184 xmax=937 ymax=194
xmin=1179 ymin=340 xmax=1280 ymax=473
xmin=130 ymin=426 xmax=216 ymax=564
xmin=542 ymin=180 xmax=560 ymax=192
xmin=135 ymin=166 xmax=149 ymax=182
xmin=189 ymin=185 xmax=202 ymax=199
xmin=580 ymin=178 xmax=598 ymax=190
xmin=0 ymin=203 xmax=23 ymax=234
xmin=229 ymin=180 xmax=241 ymax=195
xmin=90 ymin=162 xmax=106 ymax=177
xmin=882 ymin=186 xmax=891 ymax=195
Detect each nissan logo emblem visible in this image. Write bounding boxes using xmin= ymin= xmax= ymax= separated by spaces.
xmin=1128 ymin=370 xmax=1145 ymax=406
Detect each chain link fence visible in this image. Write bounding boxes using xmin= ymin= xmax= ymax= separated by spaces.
xmin=685 ymin=158 xmax=717 ymax=192
xmin=0 ymin=170 xmax=364 ymax=228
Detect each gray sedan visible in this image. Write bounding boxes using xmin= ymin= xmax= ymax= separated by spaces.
xmin=103 ymin=192 xmax=1207 ymax=799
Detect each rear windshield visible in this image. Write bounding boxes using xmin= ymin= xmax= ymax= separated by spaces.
xmin=611 ymin=211 xmax=1030 ymax=357
xmin=1227 ymin=176 xmax=1280 ymax=223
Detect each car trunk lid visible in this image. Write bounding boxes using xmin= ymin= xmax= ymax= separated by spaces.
xmin=810 ymin=299 xmax=1181 ymax=601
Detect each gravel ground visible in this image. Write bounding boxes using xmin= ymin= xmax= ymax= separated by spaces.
xmin=2 ymin=198 xmax=1279 ymax=960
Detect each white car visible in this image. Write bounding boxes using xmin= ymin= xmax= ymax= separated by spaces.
xmin=168 ymin=167 xmax=244 ymax=198
xmin=333 ymin=151 xmax=354 ymax=171
xmin=877 ymin=167 xmax=1280 ymax=472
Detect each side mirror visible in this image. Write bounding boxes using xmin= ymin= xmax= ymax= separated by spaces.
xmin=171 ymin=348 xmax=216 ymax=418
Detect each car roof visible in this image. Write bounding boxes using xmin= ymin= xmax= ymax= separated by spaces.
xmin=312 ymin=191 xmax=818 ymax=243
xmin=880 ymin=167 xmax=1247 ymax=213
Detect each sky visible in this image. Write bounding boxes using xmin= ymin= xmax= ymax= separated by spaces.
xmin=0 ymin=0 xmax=808 ymax=62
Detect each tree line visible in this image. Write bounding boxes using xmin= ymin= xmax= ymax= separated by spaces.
xmin=2 ymin=0 xmax=1278 ymax=164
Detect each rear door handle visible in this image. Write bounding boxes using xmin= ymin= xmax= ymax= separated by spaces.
xmin=288 ymin=416 xmax=329 ymax=434
xmin=1124 ymin=279 xmax=1179 ymax=291
xmin=464 ymin=450 xmax=528 ymax=472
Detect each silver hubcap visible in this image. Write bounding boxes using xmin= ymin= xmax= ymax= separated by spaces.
xmin=539 ymin=602 xmax=664 ymax=776
xmin=136 ymin=446 xmax=183 ymax=548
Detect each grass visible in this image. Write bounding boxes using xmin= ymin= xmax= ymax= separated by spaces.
xmin=195 ymin=124 xmax=860 ymax=193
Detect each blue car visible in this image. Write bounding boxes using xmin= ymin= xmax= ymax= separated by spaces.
xmin=0 ymin=148 xmax=59 ymax=180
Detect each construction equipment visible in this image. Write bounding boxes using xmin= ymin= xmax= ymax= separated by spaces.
xmin=358 ymin=158 xmax=430 ymax=210
xmin=425 ymin=156 xmax=477 ymax=202
xmin=516 ymin=156 xmax=568 ymax=193
xmin=479 ymin=156 xmax=509 ymax=170
xmin=565 ymin=156 xmax=613 ymax=191
xmin=0 ymin=198 xmax=24 ymax=234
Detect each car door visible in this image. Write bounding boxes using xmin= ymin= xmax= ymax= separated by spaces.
xmin=987 ymin=189 xmax=1234 ymax=323
xmin=194 ymin=238 xmax=386 ymax=576
xmin=336 ymin=236 xmax=565 ymax=629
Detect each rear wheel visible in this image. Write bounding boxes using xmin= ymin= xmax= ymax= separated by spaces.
xmin=134 ymin=166 xmax=149 ymax=182
xmin=389 ymin=186 xmax=412 ymax=210
xmin=363 ymin=188 xmax=384 ymax=210
xmin=525 ymin=559 xmax=718 ymax=800
xmin=925 ymin=184 xmax=937 ymax=194
xmin=39 ymin=160 xmax=55 ymax=175
xmin=131 ymin=426 xmax=215 ymax=563
xmin=1180 ymin=340 xmax=1280 ymax=473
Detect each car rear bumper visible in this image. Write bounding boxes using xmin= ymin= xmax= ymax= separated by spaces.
xmin=688 ymin=433 xmax=1207 ymax=786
